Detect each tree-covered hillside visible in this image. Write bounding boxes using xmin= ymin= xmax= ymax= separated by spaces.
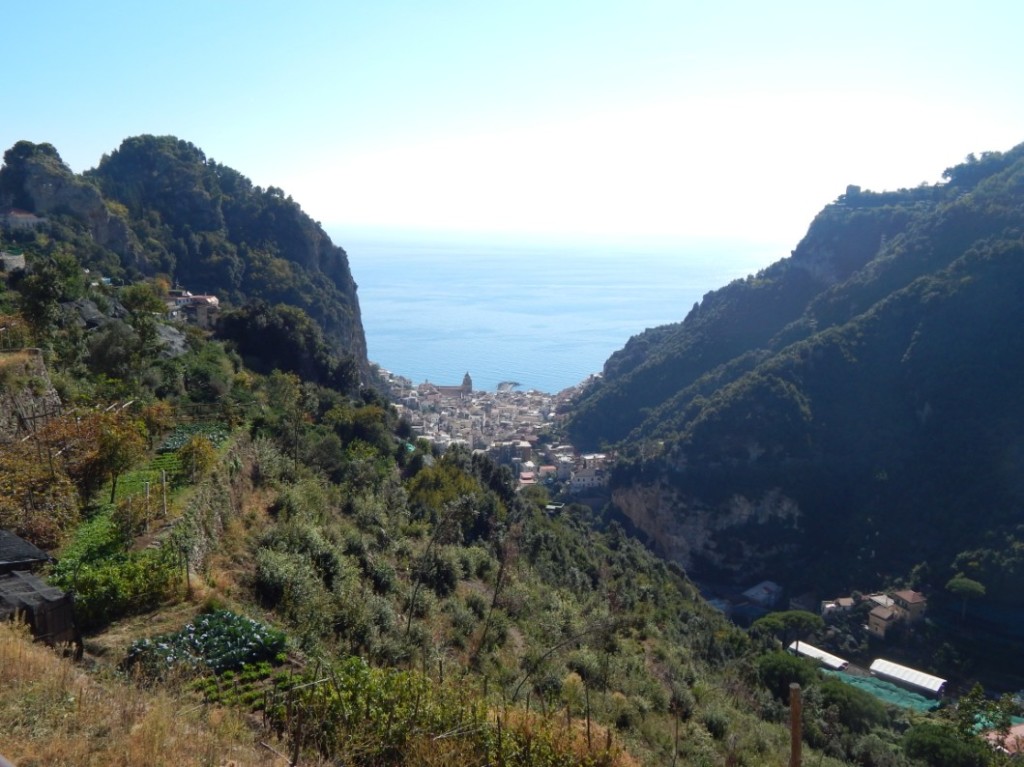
xmin=0 ymin=136 xmax=368 ymax=378
xmin=566 ymin=145 xmax=1024 ymax=605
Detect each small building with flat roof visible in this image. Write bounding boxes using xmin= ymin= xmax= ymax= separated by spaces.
xmin=868 ymin=605 xmax=898 ymax=639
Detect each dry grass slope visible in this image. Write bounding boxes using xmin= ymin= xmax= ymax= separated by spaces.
xmin=0 ymin=621 xmax=286 ymax=767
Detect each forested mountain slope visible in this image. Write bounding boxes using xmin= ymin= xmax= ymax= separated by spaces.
xmin=0 ymin=137 xmax=368 ymax=377
xmin=568 ymin=145 xmax=1024 ymax=597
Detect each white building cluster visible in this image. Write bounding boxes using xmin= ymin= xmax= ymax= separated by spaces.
xmin=380 ymin=370 xmax=611 ymax=495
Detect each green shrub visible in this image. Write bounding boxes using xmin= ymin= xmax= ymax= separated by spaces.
xmin=366 ymin=557 xmax=396 ymax=594
xmin=755 ymin=650 xmax=819 ymax=701
xmin=465 ymin=592 xmax=488 ymax=619
xmin=478 ymin=609 xmax=509 ymax=652
xmin=261 ymin=521 xmax=349 ymax=589
xmin=701 ymin=707 xmax=729 ymax=740
xmin=342 ymin=529 xmax=366 ymax=557
xmin=852 ymin=734 xmax=904 ymax=767
xmin=611 ymin=692 xmax=640 ymax=730
xmin=902 ymin=722 xmax=989 ymax=767
xmin=253 ymin=549 xmax=333 ymax=640
xmin=417 ymin=547 xmax=460 ymax=598
xmin=443 ymin=599 xmax=477 ymax=642
xmin=271 ymin=479 xmax=336 ymax=522
xmin=405 ymin=587 xmax=435 ymax=620
xmin=567 ymin=649 xmax=604 ymax=689
xmin=240 ymin=688 xmax=264 ymax=708
xmin=669 ymin=683 xmax=695 ymax=721
xmin=818 ymin=676 xmax=888 ymax=733
xmin=457 ymin=545 xmax=493 ymax=579
xmin=249 ymin=436 xmax=290 ymax=485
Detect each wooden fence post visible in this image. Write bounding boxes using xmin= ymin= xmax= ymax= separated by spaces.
xmin=790 ymin=682 xmax=802 ymax=767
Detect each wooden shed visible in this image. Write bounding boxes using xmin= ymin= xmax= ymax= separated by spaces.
xmin=0 ymin=570 xmax=79 ymax=647
xmin=0 ymin=529 xmax=80 ymax=651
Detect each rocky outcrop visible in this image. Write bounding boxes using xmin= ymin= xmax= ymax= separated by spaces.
xmin=153 ymin=324 xmax=188 ymax=358
xmin=60 ymin=298 xmax=187 ymax=358
xmin=25 ymin=163 xmax=140 ymax=265
xmin=612 ymin=481 xmax=802 ymax=578
xmin=1 ymin=141 xmax=141 ymax=265
xmin=61 ymin=297 xmax=128 ymax=328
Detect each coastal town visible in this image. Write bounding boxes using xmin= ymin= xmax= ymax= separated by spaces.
xmin=378 ymin=369 xmax=612 ymax=498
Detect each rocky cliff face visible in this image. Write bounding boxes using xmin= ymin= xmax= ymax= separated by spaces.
xmin=1 ymin=141 xmax=141 ymax=265
xmin=612 ymin=481 xmax=802 ymax=578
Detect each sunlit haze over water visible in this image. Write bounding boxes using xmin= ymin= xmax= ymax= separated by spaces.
xmin=343 ymin=231 xmax=777 ymax=392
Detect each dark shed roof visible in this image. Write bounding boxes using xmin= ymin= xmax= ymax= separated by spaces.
xmin=0 ymin=529 xmax=51 ymax=574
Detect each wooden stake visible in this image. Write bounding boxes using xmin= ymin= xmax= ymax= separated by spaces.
xmin=585 ymin=683 xmax=592 ymax=750
xmin=789 ymin=682 xmax=802 ymax=767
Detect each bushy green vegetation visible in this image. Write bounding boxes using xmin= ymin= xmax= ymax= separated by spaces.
xmin=48 ymin=508 xmax=180 ymax=630
xmin=85 ymin=135 xmax=366 ymax=365
xmin=2 ymin=136 xmax=368 ymax=382
xmin=263 ymin=655 xmax=636 ymax=767
xmin=903 ymin=722 xmax=992 ymax=767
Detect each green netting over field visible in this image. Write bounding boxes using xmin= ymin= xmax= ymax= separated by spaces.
xmin=823 ymin=670 xmax=940 ymax=712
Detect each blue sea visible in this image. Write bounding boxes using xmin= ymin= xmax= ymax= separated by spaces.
xmin=338 ymin=229 xmax=783 ymax=393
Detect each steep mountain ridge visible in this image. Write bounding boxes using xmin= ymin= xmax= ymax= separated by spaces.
xmin=568 ymin=144 xmax=1024 ymax=596
xmin=0 ymin=136 xmax=369 ymax=377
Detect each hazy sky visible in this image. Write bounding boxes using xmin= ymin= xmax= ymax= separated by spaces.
xmin=4 ymin=1 xmax=1022 ymax=249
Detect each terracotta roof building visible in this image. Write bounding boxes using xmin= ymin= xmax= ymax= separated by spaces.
xmin=868 ymin=605 xmax=898 ymax=639
xmin=891 ymin=589 xmax=927 ymax=621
